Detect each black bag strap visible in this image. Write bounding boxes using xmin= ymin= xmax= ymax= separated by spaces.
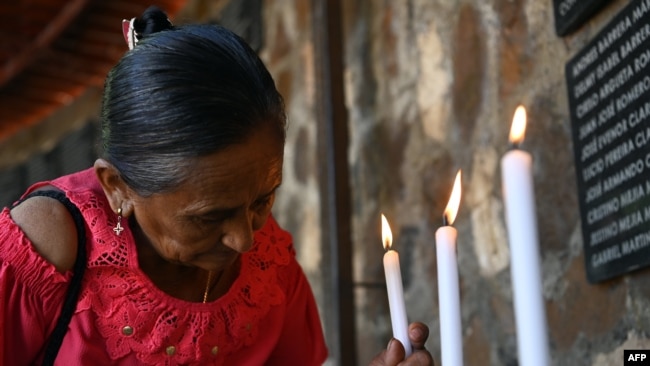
xmin=13 ymin=190 xmax=87 ymax=365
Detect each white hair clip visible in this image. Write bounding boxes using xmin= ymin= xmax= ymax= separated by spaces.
xmin=121 ymin=17 xmax=138 ymax=50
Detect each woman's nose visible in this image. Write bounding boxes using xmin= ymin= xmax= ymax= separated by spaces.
xmin=222 ymin=213 xmax=255 ymax=253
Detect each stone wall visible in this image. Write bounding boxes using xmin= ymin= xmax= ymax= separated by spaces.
xmin=333 ymin=0 xmax=650 ymax=365
xmin=0 ymin=84 xmax=103 ymax=207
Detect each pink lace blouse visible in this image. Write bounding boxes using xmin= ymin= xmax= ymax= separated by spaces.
xmin=0 ymin=168 xmax=327 ymax=365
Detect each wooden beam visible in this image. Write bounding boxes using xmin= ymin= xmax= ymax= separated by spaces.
xmin=311 ymin=0 xmax=357 ymax=365
xmin=0 ymin=0 xmax=88 ymax=87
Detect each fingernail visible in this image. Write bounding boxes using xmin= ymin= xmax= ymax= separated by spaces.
xmin=410 ymin=326 xmax=423 ymax=339
xmin=387 ymin=338 xmax=395 ymax=351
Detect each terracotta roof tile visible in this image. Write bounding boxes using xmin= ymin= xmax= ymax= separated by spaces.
xmin=0 ymin=0 xmax=189 ymax=142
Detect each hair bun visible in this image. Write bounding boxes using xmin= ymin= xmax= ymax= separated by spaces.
xmin=134 ymin=6 xmax=173 ymax=38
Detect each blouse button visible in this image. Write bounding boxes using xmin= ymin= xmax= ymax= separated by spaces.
xmin=246 ymin=323 xmax=252 ymax=331
xmin=211 ymin=346 xmax=219 ymax=356
xmin=166 ymin=346 xmax=176 ymax=356
xmin=122 ymin=326 xmax=134 ymax=336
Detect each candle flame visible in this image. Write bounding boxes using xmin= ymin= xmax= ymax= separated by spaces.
xmin=509 ymin=105 xmax=527 ymax=145
xmin=381 ymin=214 xmax=393 ymax=250
xmin=443 ymin=170 xmax=462 ymax=226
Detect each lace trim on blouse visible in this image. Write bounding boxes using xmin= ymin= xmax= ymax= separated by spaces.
xmin=58 ymin=186 xmax=292 ymax=364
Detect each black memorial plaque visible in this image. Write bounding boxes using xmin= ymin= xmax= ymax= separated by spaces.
xmin=553 ymin=0 xmax=612 ymax=36
xmin=566 ymin=0 xmax=650 ymax=283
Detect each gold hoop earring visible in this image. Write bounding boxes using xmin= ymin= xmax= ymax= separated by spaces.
xmin=113 ymin=207 xmax=124 ymax=236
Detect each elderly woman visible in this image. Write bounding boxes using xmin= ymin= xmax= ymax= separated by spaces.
xmin=0 ymin=7 xmax=433 ymax=365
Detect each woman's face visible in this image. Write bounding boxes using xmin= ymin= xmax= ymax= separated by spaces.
xmin=129 ymin=126 xmax=284 ymax=271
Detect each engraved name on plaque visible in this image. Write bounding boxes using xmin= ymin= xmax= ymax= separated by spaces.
xmin=566 ymin=0 xmax=650 ymax=283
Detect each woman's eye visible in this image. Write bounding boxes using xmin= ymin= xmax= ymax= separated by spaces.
xmin=193 ymin=214 xmax=226 ymax=224
xmin=253 ymin=196 xmax=273 ymax=210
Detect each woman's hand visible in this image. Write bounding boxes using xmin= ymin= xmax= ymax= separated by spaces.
xmin=369 ymin=322 xmax=435 ymax=365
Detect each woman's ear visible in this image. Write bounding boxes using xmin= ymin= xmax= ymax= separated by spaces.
xmin=94 ymin=159 xmax=135 ymax=217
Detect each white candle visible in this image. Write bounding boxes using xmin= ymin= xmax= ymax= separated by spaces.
xmin=435 ymin=170 xmax=464 ymax=366
xmin=501 ymin=105 xmax=549 ymax=366
xmin=381 ymin=214 xmax=412 ymax=357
